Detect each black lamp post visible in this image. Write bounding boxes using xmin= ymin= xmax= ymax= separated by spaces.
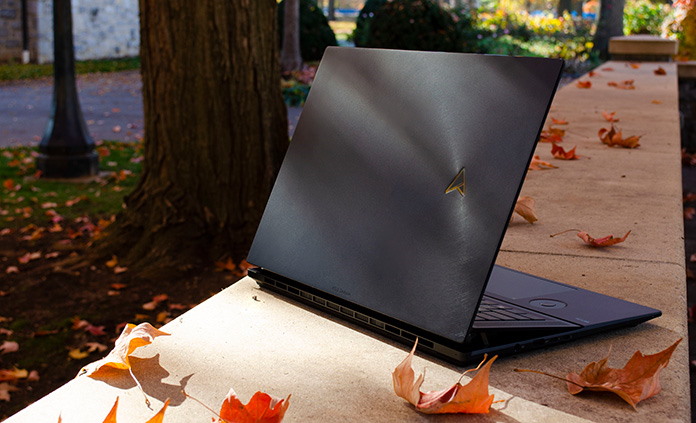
xmin=37 ymin=0 xmax=98 ymax=178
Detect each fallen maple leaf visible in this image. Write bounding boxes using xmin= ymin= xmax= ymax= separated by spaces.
xmin=602 ymin=67 xmax=615 ymax=71
xmin=98 ymin=397 xmax=169 ymax=423
xmin=629 ymin=63 xmax=641 ymax=69
xmin=0 ymin=382 xmax=18 ymax=402
xmin=79 ymin=323 xmax=169 ymax=384
xmin=0 ymin=368 xmax=28 ymax=382
xmin=539 ymin=127 xmax=565 ymax=143
xmin=551 ymin=117 xmax=568 ymax=125
xmin=598 ymin=125 xmax=641 ymax=148
xmin=69 ymin=348 xmax=90 ymax=360
xmin=392 ymin=340 xmax=497 ymax=414
xmin=551 ymin=143 xmax=581 ymax=160
xmin=685 ymin=207 xmax=696 ymax=220
xmin=514 ymin=196 xmax=537 ymax=224
xmin=579 ymin=231 xmax=631 ymax=247
xmin=566 ymin=339 xmax=681 ymax=408
xmin=576 ymin=80 xmax=592 ymax=89
xmin=550 ymin=229 xmax=631 ymax=247
xmin=0 ymin=341 xmax=18 ymax=354
xmin=601 ymin=111 xmax=619 ymax=122
xmin=651 ymin=100 xmax=663 ymax=105
xmin=528 ymin=155 xmax=558 ymax=171
xmin=218 ymin=389 xmax=291 ymax=423
xmin=215 ymin=257 xmax=237 ymax=272
xmin=654 ymin=66 xmax=667 ymax=75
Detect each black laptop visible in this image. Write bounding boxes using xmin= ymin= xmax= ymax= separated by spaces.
xmin=247 ymin=47 xmax=661 ymax=365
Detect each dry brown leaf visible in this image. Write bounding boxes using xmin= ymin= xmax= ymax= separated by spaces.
xmin=598 ymin=125 xmax=641 ymax=148
xmin=392 ymin=340 xmax=497 ymax=414
xmin=514 ymin=196 xmax=537 ymax=224
xmin=567 ymin=339 xmax=681 ymax=408
xmin=551 ymin=143 xmax=581 ymax=160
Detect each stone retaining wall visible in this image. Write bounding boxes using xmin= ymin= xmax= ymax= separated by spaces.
xmin=36 ymin=0 xmax=139 ymax=64
xmin=0 ymin=0 xmax=37 ymax=62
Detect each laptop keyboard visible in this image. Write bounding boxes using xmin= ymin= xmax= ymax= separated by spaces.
xmin=476 ymin=296 xmax=546 ymax=321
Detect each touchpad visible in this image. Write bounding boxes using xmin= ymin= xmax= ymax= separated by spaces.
xmin=486 ymin=265 xmax=575 ymax=300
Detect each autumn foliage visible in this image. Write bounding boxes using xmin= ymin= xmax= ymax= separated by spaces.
xmin=392 ymin=340 xmax=497 ymax=414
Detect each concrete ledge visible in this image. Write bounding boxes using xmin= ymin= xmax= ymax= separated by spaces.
xmin=679 ymin=60 xmax=696 ymax=79
xmin=610 ymin=35 xmax=678 ymax=62
xmin=4 ymin=62 xmax=689 ymax=422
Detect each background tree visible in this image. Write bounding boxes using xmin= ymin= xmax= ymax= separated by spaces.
xmin=281 ymin=0 xmax=303 ymax=71
xmin=97 ymin=0 xmax=288 ymax=278
xmin=593 ymin=0 xmax=626 ymax=59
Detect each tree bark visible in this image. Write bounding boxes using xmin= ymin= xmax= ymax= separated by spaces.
xmin=327 ymin=0 xmax=336 ymax=21
xmin=280 ymin=0 xmax=303 ymax=72
xmin=593 ymin=0 xmax=626 ymax=60
xmin=98 ymin=0 xmax=288 ymax=278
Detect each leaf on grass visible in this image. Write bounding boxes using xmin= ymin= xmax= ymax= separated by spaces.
xmin=219 ymin=389 xmax=291 ymax=423
xmin=0 ymin=382 xmax=18 ymax=402
xmin=392 ymin=340 xmax=497 ymax=414
xmin=567 ymin=339 xmax=681 ymax=408
xmin=598 ymin=125 xmax=641 ymax=148
xmin=79 ymin=323 xmax=169 ymax=378
xmin=576 ymin=80 xmax=592 ymax=89
xmin=529 ymin=155 xmax=558 ymax=171
xmin=514 ymin=196 xmax=537 ymax=224
xmin=577 ymin=231 xmax=631 ymax=247
xmin=654 ymin=66 xmax=667 ymax=75
xmin=685 ymin=207 xmax=696 ymax=220
xmin=551 ymin=143 xmax=581 ymax=160
xmin=0 ymin=368 xmax=28 ymax=382
xmin=69 ymin=348 xmax=90 ymax=360
xmin=215 ymin=257 xmax=237 ymax=272
xmin=0 ymin=341 xmax=18 ymax=354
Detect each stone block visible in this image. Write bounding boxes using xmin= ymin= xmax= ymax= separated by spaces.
xmin=609 ymin=35 xmax=678 ymax=61
xmin=0 ymin=8 xmax=16 ymax=19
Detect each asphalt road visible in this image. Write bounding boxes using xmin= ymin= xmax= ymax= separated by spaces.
xmin=0 ymin=70 xmax=303 ymax=147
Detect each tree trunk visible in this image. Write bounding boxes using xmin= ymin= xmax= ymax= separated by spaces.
xmin=98 ymin=0 xmax=288 ymax=279
xmin=593 ymin=0 xmax=626 ymax=60
xmin=280 ymin=0 xmax=303 ymax=72
xmin=327 ymin=0 xmax=336 ymax=21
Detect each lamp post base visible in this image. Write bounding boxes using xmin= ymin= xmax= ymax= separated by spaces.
xmin=36 ymin=152 xmax=99 ymax=178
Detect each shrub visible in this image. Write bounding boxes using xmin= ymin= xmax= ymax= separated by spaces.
xmin=353 ymin=0 xmax=388 ymax=47
xmin=278 ymin=0 xmax=338 ymax=62
xmin=624 ymin=0 xmax=670 ymax=35
xmin=361 ymin=0 xmax=469 ymax=52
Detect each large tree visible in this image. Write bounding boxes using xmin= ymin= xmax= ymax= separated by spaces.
xmin=97 ymin=0 xmax=288 ymax=278
xmin=593 ymin=0 xmax=626 ymax=59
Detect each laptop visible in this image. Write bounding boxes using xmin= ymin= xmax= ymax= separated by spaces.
xmin=247 ymin=47 xmax=661 ymax=365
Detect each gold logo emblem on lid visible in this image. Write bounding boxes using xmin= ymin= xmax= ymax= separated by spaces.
xmin=445 ymin=167 xmax=466 ymax=196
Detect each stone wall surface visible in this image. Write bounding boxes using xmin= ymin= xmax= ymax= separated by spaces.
xmin=0 ymin=0 xmax=37 ymax=62
xmin=36 ymin=0 xmax=138 ymax=64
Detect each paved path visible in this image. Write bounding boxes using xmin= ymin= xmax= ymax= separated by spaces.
xmin=0 ymin=70 xmax=303 ymax=147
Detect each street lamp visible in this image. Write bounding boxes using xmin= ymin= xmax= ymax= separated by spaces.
xmin=37 ymin=0 xmax=98 ymax=178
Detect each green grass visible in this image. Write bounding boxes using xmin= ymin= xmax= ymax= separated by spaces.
xmin=0 ymin=141 xmax=142 ymax=228
xmin=0 ymin=57 xmax=140 ymax=82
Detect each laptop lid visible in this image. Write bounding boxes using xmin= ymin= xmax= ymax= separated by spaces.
xmin=248 ymin=47 xmax=563 ymax=345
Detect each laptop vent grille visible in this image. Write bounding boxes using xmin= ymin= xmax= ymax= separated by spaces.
xmin=261 ymin=278 xmax=435 ymax=349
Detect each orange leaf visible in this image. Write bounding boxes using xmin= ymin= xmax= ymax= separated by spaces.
xmin=528 ymin=155 xmax=557 ymax=171
xmin=79 ymin=322 xmax=169 ymax=378
xmin=219 ymin=389 xmax=291 ymax=423
xmin=551 ymin=117 xmax=568 ymax=125
xmin=654 ymin=66 xmax=666 ymax=75
xmin=602 ymin=67 xmax=615 ymax=71
xmin=598 ymin=125 xmax=641 ymax=148
xmin=0 ymin=368 xmax=28 ymax=382
xmin=146 ymin=399 xmax=170 ymax=423
xmin=601 ymin=111 xmax=619 ymax=122
xmin=651 ymin=99 xmax=663 ymax=105
xmin=514 ymin=196 xmax=537 ymax=224
xmin=551 ymin=143 xmax=581 ymax=160
xmin=392 ymin=340 xmax=497 ymax=414
xmin=577 ymin=230 xmax=631 ymax=247
xmin=567 ymin=339 xmax=681 ymax=408
xmin=629 ymin=63 xmax=641 ymax=69
xmin=576 ymin=80 xmax=591 ymax=89
xmin=215 ymin=257 xmax=237 ymax=272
